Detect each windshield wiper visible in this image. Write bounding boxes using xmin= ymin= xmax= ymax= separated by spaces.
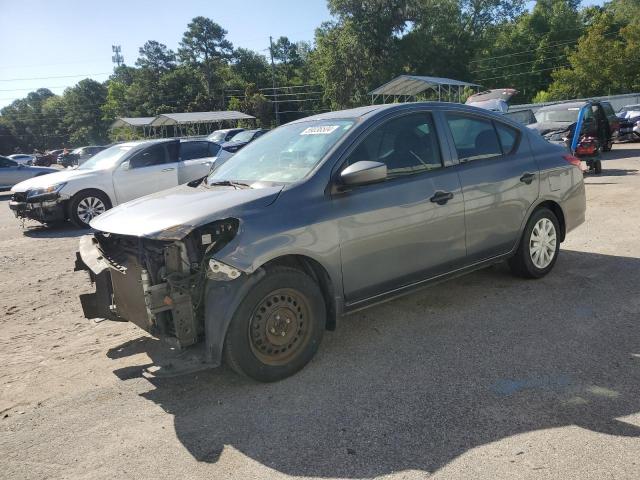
xmin=208 ymin=180 xmax=251 ymax=189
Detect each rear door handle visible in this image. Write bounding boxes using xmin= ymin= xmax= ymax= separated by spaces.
xmin=520 ymin=172 xmax=535 ymax=184
xmin=430 ymin=191 xmax=454 ymax=205
xmin=162 ymin=167 xmax=175 ymax=172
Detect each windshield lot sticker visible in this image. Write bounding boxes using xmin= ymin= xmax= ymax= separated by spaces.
xmin=301 ymin=125 xmax=340 ymax=135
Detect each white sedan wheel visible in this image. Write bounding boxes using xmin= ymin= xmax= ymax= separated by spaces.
xmin=76 ymin=196 xmax=106 ymax=225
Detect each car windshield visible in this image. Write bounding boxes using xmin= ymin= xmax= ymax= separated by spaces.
xmin=77 ymin=145 xmax=132 ymax=170
xmin=535 ymin=106 xmax=581 ymax=123
xmin=209 ymin=131 xmax=231 ymax=142
xmin=230 ymin=130 xmax=255 ymax=143
xmin=207 ymin=120 xmax=354 ymax=185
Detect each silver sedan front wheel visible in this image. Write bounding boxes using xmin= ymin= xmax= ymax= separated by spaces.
xmin=529 ymin=218 xmax=557 ymax=269
xmin=76 ymin=196 xmax=106 ymax=224
xmin=69 ymin=191 xmax=111 ymax=228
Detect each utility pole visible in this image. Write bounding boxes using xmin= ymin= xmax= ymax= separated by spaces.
xmin=269 ymin=36 xmax=280 ymax=126
xmin=111 ymin=45 xmax=124 ymax=68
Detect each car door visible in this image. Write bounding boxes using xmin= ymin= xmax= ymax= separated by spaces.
xmin=112 ymin=142 xmax=179 ymax=204
xmin=177 ymin=141 xmax=216 ymax=183
xmin=444 ymin=112 xmax=539 ymax=262
xmin=335 ymin=111 xmax=466 ymax=303
xmin=0 ymin=157 xmax=21 ymax=188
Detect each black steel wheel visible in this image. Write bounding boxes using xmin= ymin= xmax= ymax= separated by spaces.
xmin=223 ymin=267 xmax=325 ymax=382
xmin=248 ymin=288 xmax=313 ymax=366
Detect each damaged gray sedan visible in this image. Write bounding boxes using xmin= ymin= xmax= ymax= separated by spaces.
xmin=76 ymin=102 xmax=586 ymax=382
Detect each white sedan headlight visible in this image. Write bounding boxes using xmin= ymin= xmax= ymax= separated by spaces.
xmin=26 ymin=183 xmax=66 ymax=199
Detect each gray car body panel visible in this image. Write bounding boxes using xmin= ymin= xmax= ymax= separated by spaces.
xmin=0 ymin=161 xmax=57 ymax=190
xmin=83 ymin=102 xmax=586 ymax=362
xmin=211 ymin=104 xmax=584 ymax=308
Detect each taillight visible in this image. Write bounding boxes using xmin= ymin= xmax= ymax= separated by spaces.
xmin=563 ymin=154 xmax=586 ymax=171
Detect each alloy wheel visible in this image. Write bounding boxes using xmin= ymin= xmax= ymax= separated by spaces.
xmin=76 ymin=196 xmax=106 ymax=225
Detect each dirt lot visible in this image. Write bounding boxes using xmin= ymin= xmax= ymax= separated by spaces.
xmin=1 ymin=145 xmax=640 ymax=480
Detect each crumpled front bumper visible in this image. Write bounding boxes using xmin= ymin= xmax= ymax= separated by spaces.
xmin=74 ymin=235 xmax=118 ymax=321
xmin=9 ymin=192 xmax=66 ymax=223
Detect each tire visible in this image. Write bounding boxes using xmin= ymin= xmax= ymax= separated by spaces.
xmin=68 ymin=190 xmax=111 ymax=228
xmin=223 ymin=266 xmax=326 ymax=382
xmin=509 ymin=208 xmax=561 ymax=279
xmin=594 ymin=159 xmax=602 ymax=174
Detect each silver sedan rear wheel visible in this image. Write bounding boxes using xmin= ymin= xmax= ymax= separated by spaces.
xmin=529 ymin=218 xmax=557 ymax=269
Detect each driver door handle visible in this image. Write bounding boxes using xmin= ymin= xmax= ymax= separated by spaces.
xmin=162 ymin=167 xmax=175 ymax=172
xmin=430 ymin=191 xmax=454 ymax=205
xmin=520 ymin=172 xmax=535 ymax=184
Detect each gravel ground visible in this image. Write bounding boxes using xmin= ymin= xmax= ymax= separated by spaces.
xmin=1 ymin=145 xmax=639 ymax=480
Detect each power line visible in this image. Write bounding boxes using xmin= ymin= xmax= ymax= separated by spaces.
xmin=474 ymin=64 xmax=571 ymax=83
xmin=0 ymin=72 xmax=112 ymax=82
xmin=470 ymin=53 xmax=568 ymax=73
xmin=471 ymin=29 xmax=622 ymax=66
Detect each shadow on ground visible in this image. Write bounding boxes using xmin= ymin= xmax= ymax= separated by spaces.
xmin=21 ymin=222 xmax=88 ymax=239
xmin=605 ymin=146 xmax=640 ymax=161
xmin=107 ymin=249 xmax=640 ymax=478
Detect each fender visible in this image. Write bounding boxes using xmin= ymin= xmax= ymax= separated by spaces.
xmin=202 ymin=268 xmax=266 ymax=366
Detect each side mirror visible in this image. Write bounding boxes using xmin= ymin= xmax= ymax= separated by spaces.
xmin=340 ymin=161 xmax=387 ymax=186
xmin=120 ymin=160 xmax=130 ymax=171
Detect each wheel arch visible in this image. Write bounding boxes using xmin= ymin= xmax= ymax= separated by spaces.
xmin=260 ymin=254 xmax=339 ymax=331
xmin=69 ymin=188 xmax=114 ymax=208
xmin=534 ymin=200 xmax=566 ymax=242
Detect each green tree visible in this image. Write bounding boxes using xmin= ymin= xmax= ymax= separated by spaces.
xmin=136 ymin=40 xmax=176 ymax=74
xmin=0 ymin=88 xmax=56 ymax=150
xmin=543 ymin=8 xmax=638 ymax=99
xmin=232 ymin=48 xmax=271 ymax=87
xmin=179 ymin=16 xmax=234 ymax=94
xmin=62 ymin=79 xmax=109 ymax=145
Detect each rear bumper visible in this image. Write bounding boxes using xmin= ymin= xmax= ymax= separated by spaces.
xmin=9 ymin=194 xmax=66 ymax=223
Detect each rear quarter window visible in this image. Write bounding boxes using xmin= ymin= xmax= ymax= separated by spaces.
xmin=495 ymin=122 xmax=520 ymax=155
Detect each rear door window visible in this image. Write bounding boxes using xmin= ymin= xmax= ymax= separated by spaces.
xmin=445 ymin=113 xmax=502 ymax=162
xmin=180 ymin=141 xmax=211 ymax=161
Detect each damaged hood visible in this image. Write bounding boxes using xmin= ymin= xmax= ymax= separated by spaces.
xmin=527 ymin=121 xmax=575 ymax=136
xmin=90 ymin=182 xmax=283 ymax=239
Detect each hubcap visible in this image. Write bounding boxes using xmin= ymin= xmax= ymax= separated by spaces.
xmin=77 ymin=196 xmax=106 ymax=224
xmin=248 ymin=288 xmax=311 ymax=366
xmin=529 ymin=218 xmax=557 ymax=269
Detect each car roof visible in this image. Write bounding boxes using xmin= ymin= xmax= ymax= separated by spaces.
xmin=537 ymin=101 xmax=589 ymax=111
xmin=288 ymin=102 xmax=520 ymax=126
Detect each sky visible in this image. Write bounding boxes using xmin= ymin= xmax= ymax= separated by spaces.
xmin=0 ymin=0 xmax=332 ymax=108
xmin=0 ymin=0 xmax=607 ymax=110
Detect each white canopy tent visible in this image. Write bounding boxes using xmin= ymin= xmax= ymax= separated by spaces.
xmin=370 ymin=75 xmax=480 ymax=104
xmin=111 ymin=111 xmax=256 ymax=137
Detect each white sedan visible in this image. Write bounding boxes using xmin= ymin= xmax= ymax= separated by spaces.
xmin=9 ymin=138 xmax=219 ymax=227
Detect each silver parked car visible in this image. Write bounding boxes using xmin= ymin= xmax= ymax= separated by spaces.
xmin=8 ymin=154 xmax=37 ymax=166
xmin=76 ymin=103 xmax=586 ymax=382
xmin=0 ymin=156 xmax=57 ymax=191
